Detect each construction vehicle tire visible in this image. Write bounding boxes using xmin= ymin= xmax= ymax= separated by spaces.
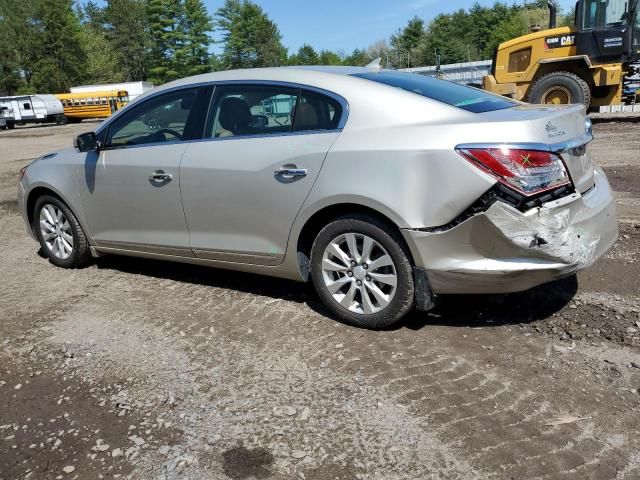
xmin=528 ymin=71 xmax=591 ymax=107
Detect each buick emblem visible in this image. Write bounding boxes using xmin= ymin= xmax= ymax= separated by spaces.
xmin=545 ymin=121 xmax=565 ymax=138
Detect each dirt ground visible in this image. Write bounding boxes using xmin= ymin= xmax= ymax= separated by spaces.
xmin=1 ymin=120 xmax=639 ymax=480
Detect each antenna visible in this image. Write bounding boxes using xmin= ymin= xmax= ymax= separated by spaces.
xmin=365 ymin=57 xmax=382 ymax=70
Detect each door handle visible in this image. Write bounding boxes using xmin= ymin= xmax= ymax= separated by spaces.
xmin=274 ymin=168 xmax=307 ymax=179
xmin=149 ymin=170 xmax=172 ymax=182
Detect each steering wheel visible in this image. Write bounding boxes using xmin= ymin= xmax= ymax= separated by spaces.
xmin=154 ymin=128 xmax=182 ymax=140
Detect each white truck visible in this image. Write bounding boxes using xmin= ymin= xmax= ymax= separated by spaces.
xmin=0 ymin=95 xmax=65 ymax=128
xmin=70 ymin=81 xmax=154 ymax=101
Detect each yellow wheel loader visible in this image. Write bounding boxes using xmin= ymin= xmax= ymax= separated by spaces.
xmin=483 ymin=0 xmax=640 ymax=108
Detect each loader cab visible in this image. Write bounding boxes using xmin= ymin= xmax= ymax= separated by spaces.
xmin=575 ymin=0 xmax=640 ymax=64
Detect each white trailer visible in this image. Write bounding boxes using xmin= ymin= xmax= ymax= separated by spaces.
xmin=70 ymin=81 xmax=153 ymax=100
xmin=0 ymin=95 xmax=65 ymax=128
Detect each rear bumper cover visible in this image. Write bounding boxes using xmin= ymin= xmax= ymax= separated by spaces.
xmin=403 ymin=167 xmax=618 ymax=294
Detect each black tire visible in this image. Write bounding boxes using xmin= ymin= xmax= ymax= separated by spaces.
xmin=528 ymin=71 xmax=591 ymax=107
xmin=33 ymin=195 xmax=91 ymax=268
xmin=7 ymin=122 xmax=14 ymax=130
xmin=310 ymin=215 xmax=415 ymax=329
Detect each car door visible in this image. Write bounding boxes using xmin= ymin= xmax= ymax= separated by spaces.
xmin=180 ymin=84 xmax=346 ymax=265
xmin=79 ymin=86 xmax=211 ymax=254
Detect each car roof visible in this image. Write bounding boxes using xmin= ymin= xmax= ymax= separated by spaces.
xmin=98 ymin=66 xmax=475 ymax=134
xmin=146 ymin=66 xmax=376 ymax=97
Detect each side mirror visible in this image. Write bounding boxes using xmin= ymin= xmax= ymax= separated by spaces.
xmin=74 ymin=132 xmax=99 ymax=152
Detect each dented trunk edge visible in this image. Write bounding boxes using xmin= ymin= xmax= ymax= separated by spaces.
xmin=402 ymin=167 xmax=618 ymax=295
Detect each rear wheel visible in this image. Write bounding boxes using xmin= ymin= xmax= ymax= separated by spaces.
xmin=310 ymin=215 xmax=415 ymax=329
xmin=528 ymin=71 xmax=591 ymax=107
xmin=34 ymin=195 xmax=91 ymax=268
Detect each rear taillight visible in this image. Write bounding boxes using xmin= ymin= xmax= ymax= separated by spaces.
xmin=457 ymin=147 xmax=571 ymax=196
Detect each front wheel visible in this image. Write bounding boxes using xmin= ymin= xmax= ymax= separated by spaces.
xmin=34 ymin=195 xmax=91 ymax=268
xmin=310 ymin=215 xmax=415 ymax=329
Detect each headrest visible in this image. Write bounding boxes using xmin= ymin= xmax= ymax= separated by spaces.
xmin=219 ymin=97 xmax=253 ymax=133
xmin=295 ymin=103 xmax=319 ymax=130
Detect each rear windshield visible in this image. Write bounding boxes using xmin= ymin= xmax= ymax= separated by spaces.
xmin=352 ymin=71 xmax=516 ymax=113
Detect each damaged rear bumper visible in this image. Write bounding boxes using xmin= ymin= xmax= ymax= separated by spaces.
xmin=403 ymin=167 xmax=618 ymax=294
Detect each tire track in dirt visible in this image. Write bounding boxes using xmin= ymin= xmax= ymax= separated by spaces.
xmin=16 ymin=268 xmax=479 ymax=479
xmin=174 ymin=280 xmax=637 ymax=480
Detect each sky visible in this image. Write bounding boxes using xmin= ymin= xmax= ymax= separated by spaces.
xmin=203 ymin=0 xmax=577 ymax=54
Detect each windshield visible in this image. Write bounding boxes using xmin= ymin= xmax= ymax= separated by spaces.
xmin=582 ymin=0 xmax=637 ymax=28
xmin=351 ymin=71 xmax=516 ymax=113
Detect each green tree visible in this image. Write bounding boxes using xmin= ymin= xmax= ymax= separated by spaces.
xmin=80 ymin=0 xmax=106 ymax=28
xmin=103 ymin=0 xmax=149 ymax=82
xmin=147 ymin=0 xmax=185 ymax=84
xmin=561 ymin=5 xmax=576 ymax=26
xmin=343 ymin=48 xmax=372 ymax=67
xmin=318 ymin=49 xmax=343 ymax=65
xmin=79 ymin=22 xmax=124 ymax=83
xmin=0 ymin=0 xmax=30 ymax=94
xmin=30 ymin=0 xmax=86 ymax=92
xmin=289 ymin=44 xmax=319 ymax=65
xmin=215 ymin=0 xmax=287 ymax=69
xmin=399 ymin=16 xmax=425 ymax=51
xmin=420 ymin=10 xmax=471 ymax=65
xmin=390 ymin=16 xmax=426 ymax=67
xmin=407 ymin=1 xmax=564 ymax=67
xmin=179 ymin=0 xmax=213 ymax=77
xmin=487 ymin=6 xmax=550 ymax=57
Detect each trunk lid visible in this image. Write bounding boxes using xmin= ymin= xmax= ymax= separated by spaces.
xmin=479 ymin=104 xmax=595 ymax=194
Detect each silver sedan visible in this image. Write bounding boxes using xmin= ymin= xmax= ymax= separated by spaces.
xmin=18 ymin=66 xmax=618 ymax=328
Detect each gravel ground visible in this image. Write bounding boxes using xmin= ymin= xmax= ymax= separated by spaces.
xmin=1 ymin=121 xmax=639 ymax=480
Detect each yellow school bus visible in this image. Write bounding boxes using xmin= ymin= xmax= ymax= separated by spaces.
xmin=55 ymin=90 xmax=130 ymax=123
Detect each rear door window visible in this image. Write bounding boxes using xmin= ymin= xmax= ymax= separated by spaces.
xmin=293 ymin=90 xmax=343 ymax=131
xmin=206 ymin=85 xmax=299 ymax=138
xmin=352 ymin=71 xmax=516 ymax=113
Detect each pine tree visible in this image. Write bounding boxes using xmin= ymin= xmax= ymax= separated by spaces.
xmin=317 ymin=50 xmax=343 ymax=66
xmin=390 ymin=16 xmax=426 ymax=68
xmin=147 ymin=0 xmax=186 ymax=84
xmin=344 ymin=48 xmax=371 ymax=67
xmin=289 ymin=44 xmax=318 ymax=65
xmin=179 ymin=0 xmax=212 ymax=77
xmin=0 ymin=0 xmax=26 ymax=94
xmin=30 ymin=0 xmax=86 ymax=93
xmin=216 ymin=0 xmax=287 ymax=70
xmin=103 ymin=0 xmax=149 ymax=82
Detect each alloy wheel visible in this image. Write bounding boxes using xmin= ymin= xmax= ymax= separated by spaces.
xmin=39 ymin=204 xmax=74 ymax=260
xmin=321 ymin=233 xmax=397 ymax=315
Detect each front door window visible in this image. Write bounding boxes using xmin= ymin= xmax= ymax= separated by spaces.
xmin=105 ymin=88 xmax=203 ymax=147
